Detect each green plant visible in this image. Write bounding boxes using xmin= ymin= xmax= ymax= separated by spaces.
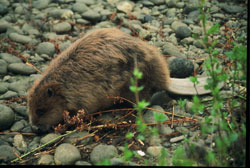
xmin=187 ymin=0 xmax=247 ymax=166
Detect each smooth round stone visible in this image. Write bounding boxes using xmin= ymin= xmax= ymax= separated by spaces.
xmin=7 ymin=63 xmax=37 ymax=75
xmin=36 ymin=42 xmax=56 ymax=56
xmin=0 ymin=104 xmax=15 ymax=131
xmin=54 ymin=143 xmax=81 ymax=165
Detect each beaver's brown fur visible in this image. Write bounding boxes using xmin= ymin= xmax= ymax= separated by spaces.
xmin=28 ymin=28 xmax=171 ymax=132
xmin=28 ymin=28 xmax=224 ymax=133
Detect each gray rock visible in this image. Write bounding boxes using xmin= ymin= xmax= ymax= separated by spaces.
xmin=22 ymin=23 xmax=39 ymax=35
xmin=36 ymin=42 xmax=56 ymax=57
xmin=185 ymin=101 xmax=194 ymax=114
xmin=184 ymin=141 xmax=208 ymax=164
xmin=0 ymin=59 xmax=7 ymax=74
xmin=148 ymin=135 xmax=162 ymax=146
xmin=0 ymin=104 xmax=14 ymax=130
xmin=117 ymin=1 xmax=134 ymax=13
xmin=171 ymin=21 xmax=187 ymax=32
xmin=8 ymin=63 xmax=37 ymax=75
xmin=0 ymin=53 xmax=22 ymax=64
xmin=193 ymin=40 xmax=204 ymax=49
xmin=75 ymin=160 xmax=91 ymax=165
xmin=90 ymin=144 xmax=118 ymax=165
xmin=8 ymin=79 xmax=30 ymax=93
xmin=168 ymin=57 xmax=194 ymax=78
xmin=220 ymin=4 xmax=244 ymax=14
xmin=110 ymin=158 xmax=123 ymax=165
xmin=170 ymin=135 xmax=185 ymax=143
xmin=149 ymin=0 xmax=165 ymax=5
xmin=32 ymin=0 xmax=50 ymax=9
xmin=141 ymin=1 xmax=154 ymax=7
xmin=187 ymin=10 xmax=200 ymax=23
xmin=81 ymin=10 xmax=101 ymax=22
xmin=162 ymin=42 xmax=184 ymax=57
xmin=167 ymin=8 xmax=176 ymax=17
xmin=72 ymin=3 xmax=89 ymax=13
xmin=183 ymin=0 xmax=200 ymax=14
xmin=146 ymin=146 xmax=163 ymax=157
xmin=143 ymin=105 xmax=168 ymax=123
xmin=175 ymin=26 xmax=191 ymax=39
xmin=54 ymin=143 xmax=81 ymax=165
xmin=77 ymin=0 xmax=95 ymax=5
xmin=159 ymin=124 xmax=173 ymax=135
xmin=9 ymin=33 xmax=36 ymax=45
xmin=0 ymin=90 xmax=18 ymax=100
xmin=0 ymin=145 xmax=20 ymax=162
xmin=40 ymin=133 xmax=61 ymax=144
xmin=0 ymin=84 xmax=8 ymax=94
xmin=150 ymin=91 xmax=172 ymax=106
xmin=53 ymin=22 xmax=72 ymax=33
xmin=63 ymin=131 xmax=92 ymax=144
xmin=10 ymin=120 xmax=26 ymax=132
xmin=0 ymin=20 xmax=10 ymax=33
xmin=38 ymin=154 xmax=55 ymax=165
xmin=13 ymin=134 xmax=27 ymax=152
xmin=0 ymin=4 xmax=8 ymax=15
xmin=59 ymin=41 xmax=71 ymax=51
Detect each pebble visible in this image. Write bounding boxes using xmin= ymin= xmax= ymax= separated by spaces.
xmin=53 ymin=22 xmax=72 ymax=33
xmin=168 ymin=57 xmax=194 ymax=78
xmin=0 ymin=90 xmax=18 ymax=100
xmin=162 ymin=42 xmax=184 ymax=57
xmin=38 ymin=154 xmax=55 ymax=165
xmin=0 ymin=145 xmax=20 ymax=162
xmin=175 ymin=26 xmax=191 ymax=39
xmin=143 ymin=105 xmax=168 ymax=123
xmin=146 ymin=146 xmax=163 ymax=157
xmin=150 ymin=90 xmax=172 ymax=106
xmin=0 ymin=84 xmax=8 ymax=94
xmin=72 ymin=3 xmax=89 ymax=13
xmin=22 ymin=23 xmax=40 ymax=35
xmin=13 ymin=134 xmax=28 ymax=152
xmin=32 ymin=0 xmax=50 ymax=10
xmin=63 ymin=131 xmax=92 ymax=144
xmin=9 ymin=33 xmax=37 ymax=45
xmin=117 ymin=1 xmax=134 ymax=13
xmin=8 ymin=63 xmax=37 ymax=75
xmin=220 ymin=4 xmax=244 ymax=14
xmin=0 ymin=59 xmax=8 ymax=75
xmin=36 ymin=42 xmax=56 ymax=57
xmin=10 ymin=120 xmax=26 ymax=132
xmin=0 ymin=104 xmax=15 ymax=130
xmin=170 ymin=135 xmax=185 ymax=143
xmin=75 ymin=160 xmax=91 ymax=165
xmin=0 ymin=53 xmax=22 ymax=64
xmin=0 ymin=20 xmax=10 ymax=33
xmin=54 ymin=143 xmax=81 ymax=165
xmin=81 ymin=10 xmax=101 ymax=22
xmin=40 ymin=133 xmax=61 ymax=144
xmin=90 ymin=144 xmax=118 ymax=165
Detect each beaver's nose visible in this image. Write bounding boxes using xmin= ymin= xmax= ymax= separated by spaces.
xmin=31 ymin=124 xmax=51 ymax=134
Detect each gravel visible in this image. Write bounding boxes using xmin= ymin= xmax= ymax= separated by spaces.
xmin=0 ymin=0 xmax=246 ymax=166
xmin=0 ymin=104 xmax=15 ymax=130
xmin=54 ymin=143 xmax=81 ymax=165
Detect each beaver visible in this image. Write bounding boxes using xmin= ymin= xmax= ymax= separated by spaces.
xmin=27 ymin=28 xmax=221 ymax=133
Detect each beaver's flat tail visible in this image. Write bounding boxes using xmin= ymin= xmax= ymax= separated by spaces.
xmin=168 ymin=77 xmax=224 ymax=95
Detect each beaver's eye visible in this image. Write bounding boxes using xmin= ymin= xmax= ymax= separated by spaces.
xmin=36 ymin=109 xmax=45 ymax=116
xmin=47 ymin=88 xmax=54 ymax=97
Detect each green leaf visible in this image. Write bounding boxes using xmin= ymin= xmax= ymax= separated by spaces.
xmin=129 ymin=86 xmax=136 ymax=93
xmin=207 ymin=23 xmax=219 ymax=35
xmin=126 ymin=132 xmax=134 ymax=139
